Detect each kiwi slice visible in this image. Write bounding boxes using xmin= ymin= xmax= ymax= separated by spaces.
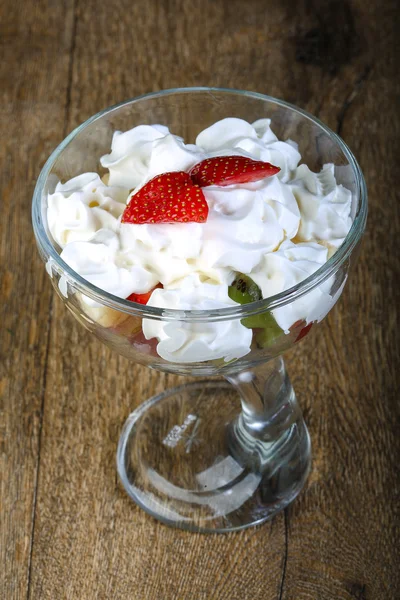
xmin=228 ymin=273 xmax=283 ymax=348
xmin=228 ymin=273 xmax=262 ymax=304
xmin=253 ymin=317 xmax=283 ymax=348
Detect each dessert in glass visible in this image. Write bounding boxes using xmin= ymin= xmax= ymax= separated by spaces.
xmin=32 ymin=88 xmax=367 ymax=532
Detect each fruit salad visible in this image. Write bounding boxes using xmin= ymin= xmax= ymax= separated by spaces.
xmin=47 ymin=118 xmax=353 ymax=363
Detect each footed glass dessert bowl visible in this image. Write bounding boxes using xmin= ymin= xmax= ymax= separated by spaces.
xmin=32 ymin=88 xmax=367 ymax=532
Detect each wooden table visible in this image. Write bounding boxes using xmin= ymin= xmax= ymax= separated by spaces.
xmin=1 ymin=0 xmax=399 ymax=598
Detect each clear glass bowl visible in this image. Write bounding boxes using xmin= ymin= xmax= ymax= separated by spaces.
xmin=32 ymin=88 xmax=367 ymax=532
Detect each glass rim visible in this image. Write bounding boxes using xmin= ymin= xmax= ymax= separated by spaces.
xmin=32 ymin=86 xmax=368 ymax=323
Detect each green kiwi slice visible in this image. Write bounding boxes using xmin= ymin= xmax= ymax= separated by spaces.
xmin=228 ymin=273 xmax=282 ymax=348
xmin=228 ymin=273 xmax=262 ymax=304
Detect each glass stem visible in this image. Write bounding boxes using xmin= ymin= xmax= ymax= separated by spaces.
xmin=225 ymin=357 xmax=301 ymax=442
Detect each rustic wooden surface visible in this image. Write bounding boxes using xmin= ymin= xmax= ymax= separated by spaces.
xmin=1 ymin=0 xmax=399 ymax=598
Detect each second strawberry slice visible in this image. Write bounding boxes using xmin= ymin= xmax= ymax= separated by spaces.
xmin=190 ymin=156 xmax=280 ymax=187
xmin=122 ymin=171 xmax=208 ymax=224
xmin=126 ymin=283 xmax=163 ymax=305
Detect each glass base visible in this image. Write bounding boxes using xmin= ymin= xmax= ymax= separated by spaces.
xmin=117 ymin=380 xmax=311 ymax=533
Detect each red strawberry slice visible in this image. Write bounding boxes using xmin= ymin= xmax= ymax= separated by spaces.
xmin=122 ymin=171 xmax=208 ymax=224
xmin=126 ymin=284 xmax=163 ymax=305
xmin=189 ymin=156 xmax=280 ymax=187
xmin=291 ymin=320 xmax=313 ymax=342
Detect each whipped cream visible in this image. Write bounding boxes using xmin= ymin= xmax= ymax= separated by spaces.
xmin=47 ymin=173 xmax=128 ymax=248
xmin=290 ymin=164 xmax=353 ymax=248
xmin=143 ymin=275 xmax=252 ymax=363
xmin=250 ymin=239 xmax=332 ymax=332
xmin=100 ymin=125 xmax=204 ymax=189
xmin=47 ymin=118 xmax=353 ymax=363
xmin=60 ymin=230 xmax=158 ymax=299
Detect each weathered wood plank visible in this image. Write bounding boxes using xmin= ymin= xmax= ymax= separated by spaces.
xmin=0 ymin=1 xmax=76 ymax=598
xmin=282 ymin=1 xmax=400 ymax=598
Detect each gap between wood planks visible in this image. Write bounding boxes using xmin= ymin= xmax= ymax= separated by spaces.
xmin=26 ymin=2 xmax=80 ymax=598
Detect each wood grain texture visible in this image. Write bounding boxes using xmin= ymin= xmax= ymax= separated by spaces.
xmin=1 ymin=0 xmax=399 ymax=598
xmin=0 ymin=1 xmax=76 ymax=598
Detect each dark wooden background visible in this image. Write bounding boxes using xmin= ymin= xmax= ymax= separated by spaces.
xmin=1 ymin=0 xmax=399 ymax=598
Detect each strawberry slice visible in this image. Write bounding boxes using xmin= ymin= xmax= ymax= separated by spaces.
xmin=122 ymin=171 xmax=208 ymax=224
xmin=126 ymin=284 xmax=162 ymax=305
xmin=190 ymin=156 xmax=280 ymax=187
xmin=291 ymin=320 xmax=313 ymax=342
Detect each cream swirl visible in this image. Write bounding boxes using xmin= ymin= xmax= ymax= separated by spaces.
xmin=143 ymin=275 xmax=252 ymax=363
xmin=290 ymin=164 xmax=353 ymax=247
xmin=250 ymin=239 xmax=336 ymax=332
xmin=47 ymin=173 xmax=128 ymax=248
xmin=119 ymin=221 xmax=203 ymax=285
xmin=59 ymin=230 xmax=158 ymax=299
xmin=199 ymin=187 xmax=284 ymax=274
xmin=100 ymin=125 xmax=203 ymax=189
